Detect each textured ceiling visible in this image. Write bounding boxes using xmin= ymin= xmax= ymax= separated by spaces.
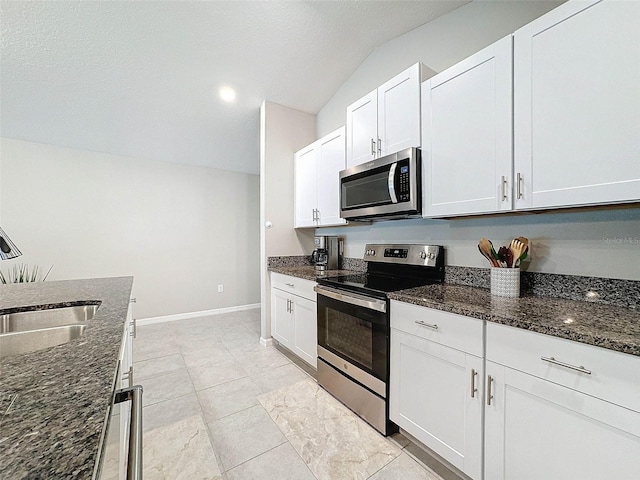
xmin=0 ymin=1 xmax=469 ymax=174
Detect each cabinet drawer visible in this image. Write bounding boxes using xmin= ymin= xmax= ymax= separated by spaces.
xmin=271 ymin=273 xmax=316 ymax=301
xmin=390 ymin=301 xmax=483 ymax=357
xmin=487 ymin=322 xmax=640 ymax=413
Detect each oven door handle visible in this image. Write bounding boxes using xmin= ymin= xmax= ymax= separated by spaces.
xmin=388 ymin=162 xmax=398 ymax=204
xmin=314 ymin=285 xmax=387 ymax=313
xmin=114 ymin=385 xmax=143 ymax=480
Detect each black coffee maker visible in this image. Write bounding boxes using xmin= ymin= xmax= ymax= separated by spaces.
xmin=310 ymin=236 xmax=341 ymax=271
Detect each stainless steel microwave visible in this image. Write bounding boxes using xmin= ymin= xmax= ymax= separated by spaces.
xmin=340 ymin=147 xmax=421 ymax=221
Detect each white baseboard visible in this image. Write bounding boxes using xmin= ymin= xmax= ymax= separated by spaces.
xmin=137 ymin=303 xmax=260 ymax=326
xmin=260 ymin=337 xmax=273 ymax=347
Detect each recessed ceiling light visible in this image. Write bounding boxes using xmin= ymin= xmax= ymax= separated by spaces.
xmin=219 ymin=86 xmax=236 ymax=103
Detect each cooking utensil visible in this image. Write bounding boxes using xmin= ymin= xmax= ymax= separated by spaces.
xmin=478 ymin=244 xmax=496 ymax=267
xmin=497 ymin=246 xmax=510 ymax=267
xmin=479 ymin=238 xmax=499 ymax=267
xmin=509 ymin=239 xmax=526 ymax=267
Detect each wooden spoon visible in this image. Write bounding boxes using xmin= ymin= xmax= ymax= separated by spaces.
xmin=479 ymin=238 xmax=499 ymax=267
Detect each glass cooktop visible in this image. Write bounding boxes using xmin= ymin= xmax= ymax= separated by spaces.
xmin=316 ymin=272 xmax=441 ymax=298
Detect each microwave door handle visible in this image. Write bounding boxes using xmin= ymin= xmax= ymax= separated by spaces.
xmin=388 ymin=162 xmax=398 ymax=203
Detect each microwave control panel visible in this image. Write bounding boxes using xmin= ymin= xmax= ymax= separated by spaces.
xmin=398 ymin=160 xmax=410 ymax=202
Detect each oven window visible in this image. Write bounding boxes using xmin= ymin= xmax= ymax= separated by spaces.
xmin=342 ymin=170 xmax=391 ymax=209
xmin=317 ymin=294 xmax=388 ymax=381
xmin=326 ymin=311 xmax=373 ymax=369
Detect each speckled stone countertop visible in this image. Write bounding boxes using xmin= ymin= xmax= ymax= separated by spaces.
xmin=389 ymin=285 xmax=640 ymax=357
xmin=268 ymin=262 xmax=640 ymax=357
xmin=270 ymin=266 xmax=354 ymax=282
xmin=0 ymin=277 xmax=134 ymax=479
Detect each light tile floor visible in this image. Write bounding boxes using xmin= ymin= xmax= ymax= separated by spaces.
xmin=134 ymin=309 xmax=447 ymax=480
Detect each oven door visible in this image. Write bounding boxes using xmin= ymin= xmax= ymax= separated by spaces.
xmin=315 ymin=285 xmax=388 ymax=398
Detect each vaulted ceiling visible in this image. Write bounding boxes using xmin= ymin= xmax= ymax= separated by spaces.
xmin=0 ymin=1 xmax=470 ymax=174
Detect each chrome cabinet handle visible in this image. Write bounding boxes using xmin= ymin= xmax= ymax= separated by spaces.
xmin=486 ymin=375 xmax=494 ymax=405
xmin=501 ymin=175 xmax=508 ymax=201
xmin=471 ymin=368 xmax=478 ymax=398
xmin=130 ymin=318 xmax=136 ymax=339
xmin=517 ymin=173 xmax=524 ymax=199
xmin=316 ymin=209 xmax=320 ymax=223
xmin=371 ymin=138 xmax=376 ymax=156
xmin=541 ymin=356 xmax=591 ymax=375
xmin=114 ymin=385 xmax=143 ymax=480
xmin=415 ymin=320 xmax=438 ymax=330
xmin=285 ymin=283 xmax=294 ymax=287
xmin=377 ymin=137 xmax=382 ymax=154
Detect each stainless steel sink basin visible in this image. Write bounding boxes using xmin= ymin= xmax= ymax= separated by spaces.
xmin=0 ymin=325 xmax=87 ymax=358
xmin=0 ymin=305 xmax=98 ymax=333
xmin=0 ymin=305 xmax=99 ymax=358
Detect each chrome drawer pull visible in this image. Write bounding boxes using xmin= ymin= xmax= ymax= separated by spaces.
xmin=471 ymin=368 xmax=478 ymax=398
xmin=285 ymin=283 xmax=295 ymax=287
xmin=541 ymin=356 xmax=591 ymax=375
xmin=415 ymin=320 xmax=438 ymax=330
xmin=486 ymin=375 xmax=494 ymax=405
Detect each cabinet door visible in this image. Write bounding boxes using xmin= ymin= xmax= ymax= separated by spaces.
xmin=317 ymin=127 xmax=347 ymax=227
xmin=390 ymin=329 xmax=483 ymax=479
xmin=378 ymin=63 xmax=422 ymax=157
xmin=292 ymin=295 xmax=317 ymax=368
xmin=294 ymin=144 xmax=318 ymax=227
xmin=484 ymin=361 xmax=640 ymax=480
xmin=346 ymin=89 xmax=378 ymax=168
xmin=422 ymin=36 xmax=513 ymax=217
xmin=271 ymin=289 xmax=294 ymax=349
xmin=514 ymin=0 xmax=640 ymax=209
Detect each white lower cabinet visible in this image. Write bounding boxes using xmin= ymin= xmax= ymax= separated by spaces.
xmin=390 ymin=302 xmax=640 ymax=480
xmin=485 ymin=322 xmax=640 ymax=480
xmin=389 ymin=301 xmax=484 ymax=480
xmin=271 ymin=273 xmax=317 ymax=367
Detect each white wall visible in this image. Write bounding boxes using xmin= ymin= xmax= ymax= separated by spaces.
xmin=317 ymin=0 xmax=564 ymax=136
xmin=0 ymin=137 xmax=260 ymax=318
xmin=260 ymin=101 xmax=316 ymax=342
xmin=318 ymin=207 xmax=640 ymax=281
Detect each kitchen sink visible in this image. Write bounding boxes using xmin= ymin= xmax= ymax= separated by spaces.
xmin=0 ymin=325 xmax=87 ymax=358
xmin=0 ymin=304 xmax=99 ymax=333
xmin=0 ymin=305 xmax=99 ymax=358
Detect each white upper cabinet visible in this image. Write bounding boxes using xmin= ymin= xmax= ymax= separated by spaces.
xmin=422 ymin=36 xmax=513 ymax=217
xmin=346 ymin=63 xmax=428 ymax=168
xmin=514 ymin=0 xmax=640 ymax=210
xmin=294 ymin=144 xmax=317 ymax=228
xmin=378 ymin=65 xmax=423 ymax=159
xmin=346 ymin=90 xmax=378 ymax=168
xmin=294 ymin=126 xmax=347 ymax=228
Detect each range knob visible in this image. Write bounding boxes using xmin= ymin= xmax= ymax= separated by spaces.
xmin=419 ymin=251 xmax=427 ymax=259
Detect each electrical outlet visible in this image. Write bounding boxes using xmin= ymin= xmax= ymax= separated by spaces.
xmin=217 ymin=284 xmax=224 ymax=293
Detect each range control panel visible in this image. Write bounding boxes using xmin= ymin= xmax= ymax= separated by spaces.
xmin=364 ymin=244 xmax=442 ymax=267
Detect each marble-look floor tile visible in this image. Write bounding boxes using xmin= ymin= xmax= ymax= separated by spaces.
xmin=196 ymin=377 xmax=262 ymax=423
xmin=232 ymin=346 xmax=291 ymax=375
xmin=134 ymin=339 xmax=181 ymax=362
xmin=225 ymin=442 xmax=315 ymax=480
xmin=187 ymin=358 xmax=248 ymax=391
xmin=369 ymin=452 xmax=444 ymax=480
xmin=181 ymin=344 xmax=232 ymax=369
xmin=207 ymin=404 xmax=286 ymax=471
xmin=143 ymin=414 xmax=222 ymax=480
xmin=143 ymin=392 xmax=203 ymax=433
xmin=250 ymin=362 xmax=309 ymax=393
xmin=141 ymin=368 xmax=195 ymax=407
xmin=258 ymin=379 xmax=401 ymax=480
xmin=134 ymin=353 xmax=187 ymax=381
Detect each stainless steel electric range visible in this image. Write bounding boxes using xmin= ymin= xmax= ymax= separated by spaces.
xmin=314 ymin=244 xmax=445 ymax=435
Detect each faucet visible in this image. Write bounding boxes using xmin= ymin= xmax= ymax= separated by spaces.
xmin=0 ymin=227 xmax=22 ymax=260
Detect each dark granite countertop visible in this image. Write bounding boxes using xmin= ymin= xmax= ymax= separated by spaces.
xmin=269 ymin=266 xmax=640 ymax=357
xmin=269 ymin=265 xmax=353 ymax=282
xmin=0 ymin=276 xmax=134 ymax=479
